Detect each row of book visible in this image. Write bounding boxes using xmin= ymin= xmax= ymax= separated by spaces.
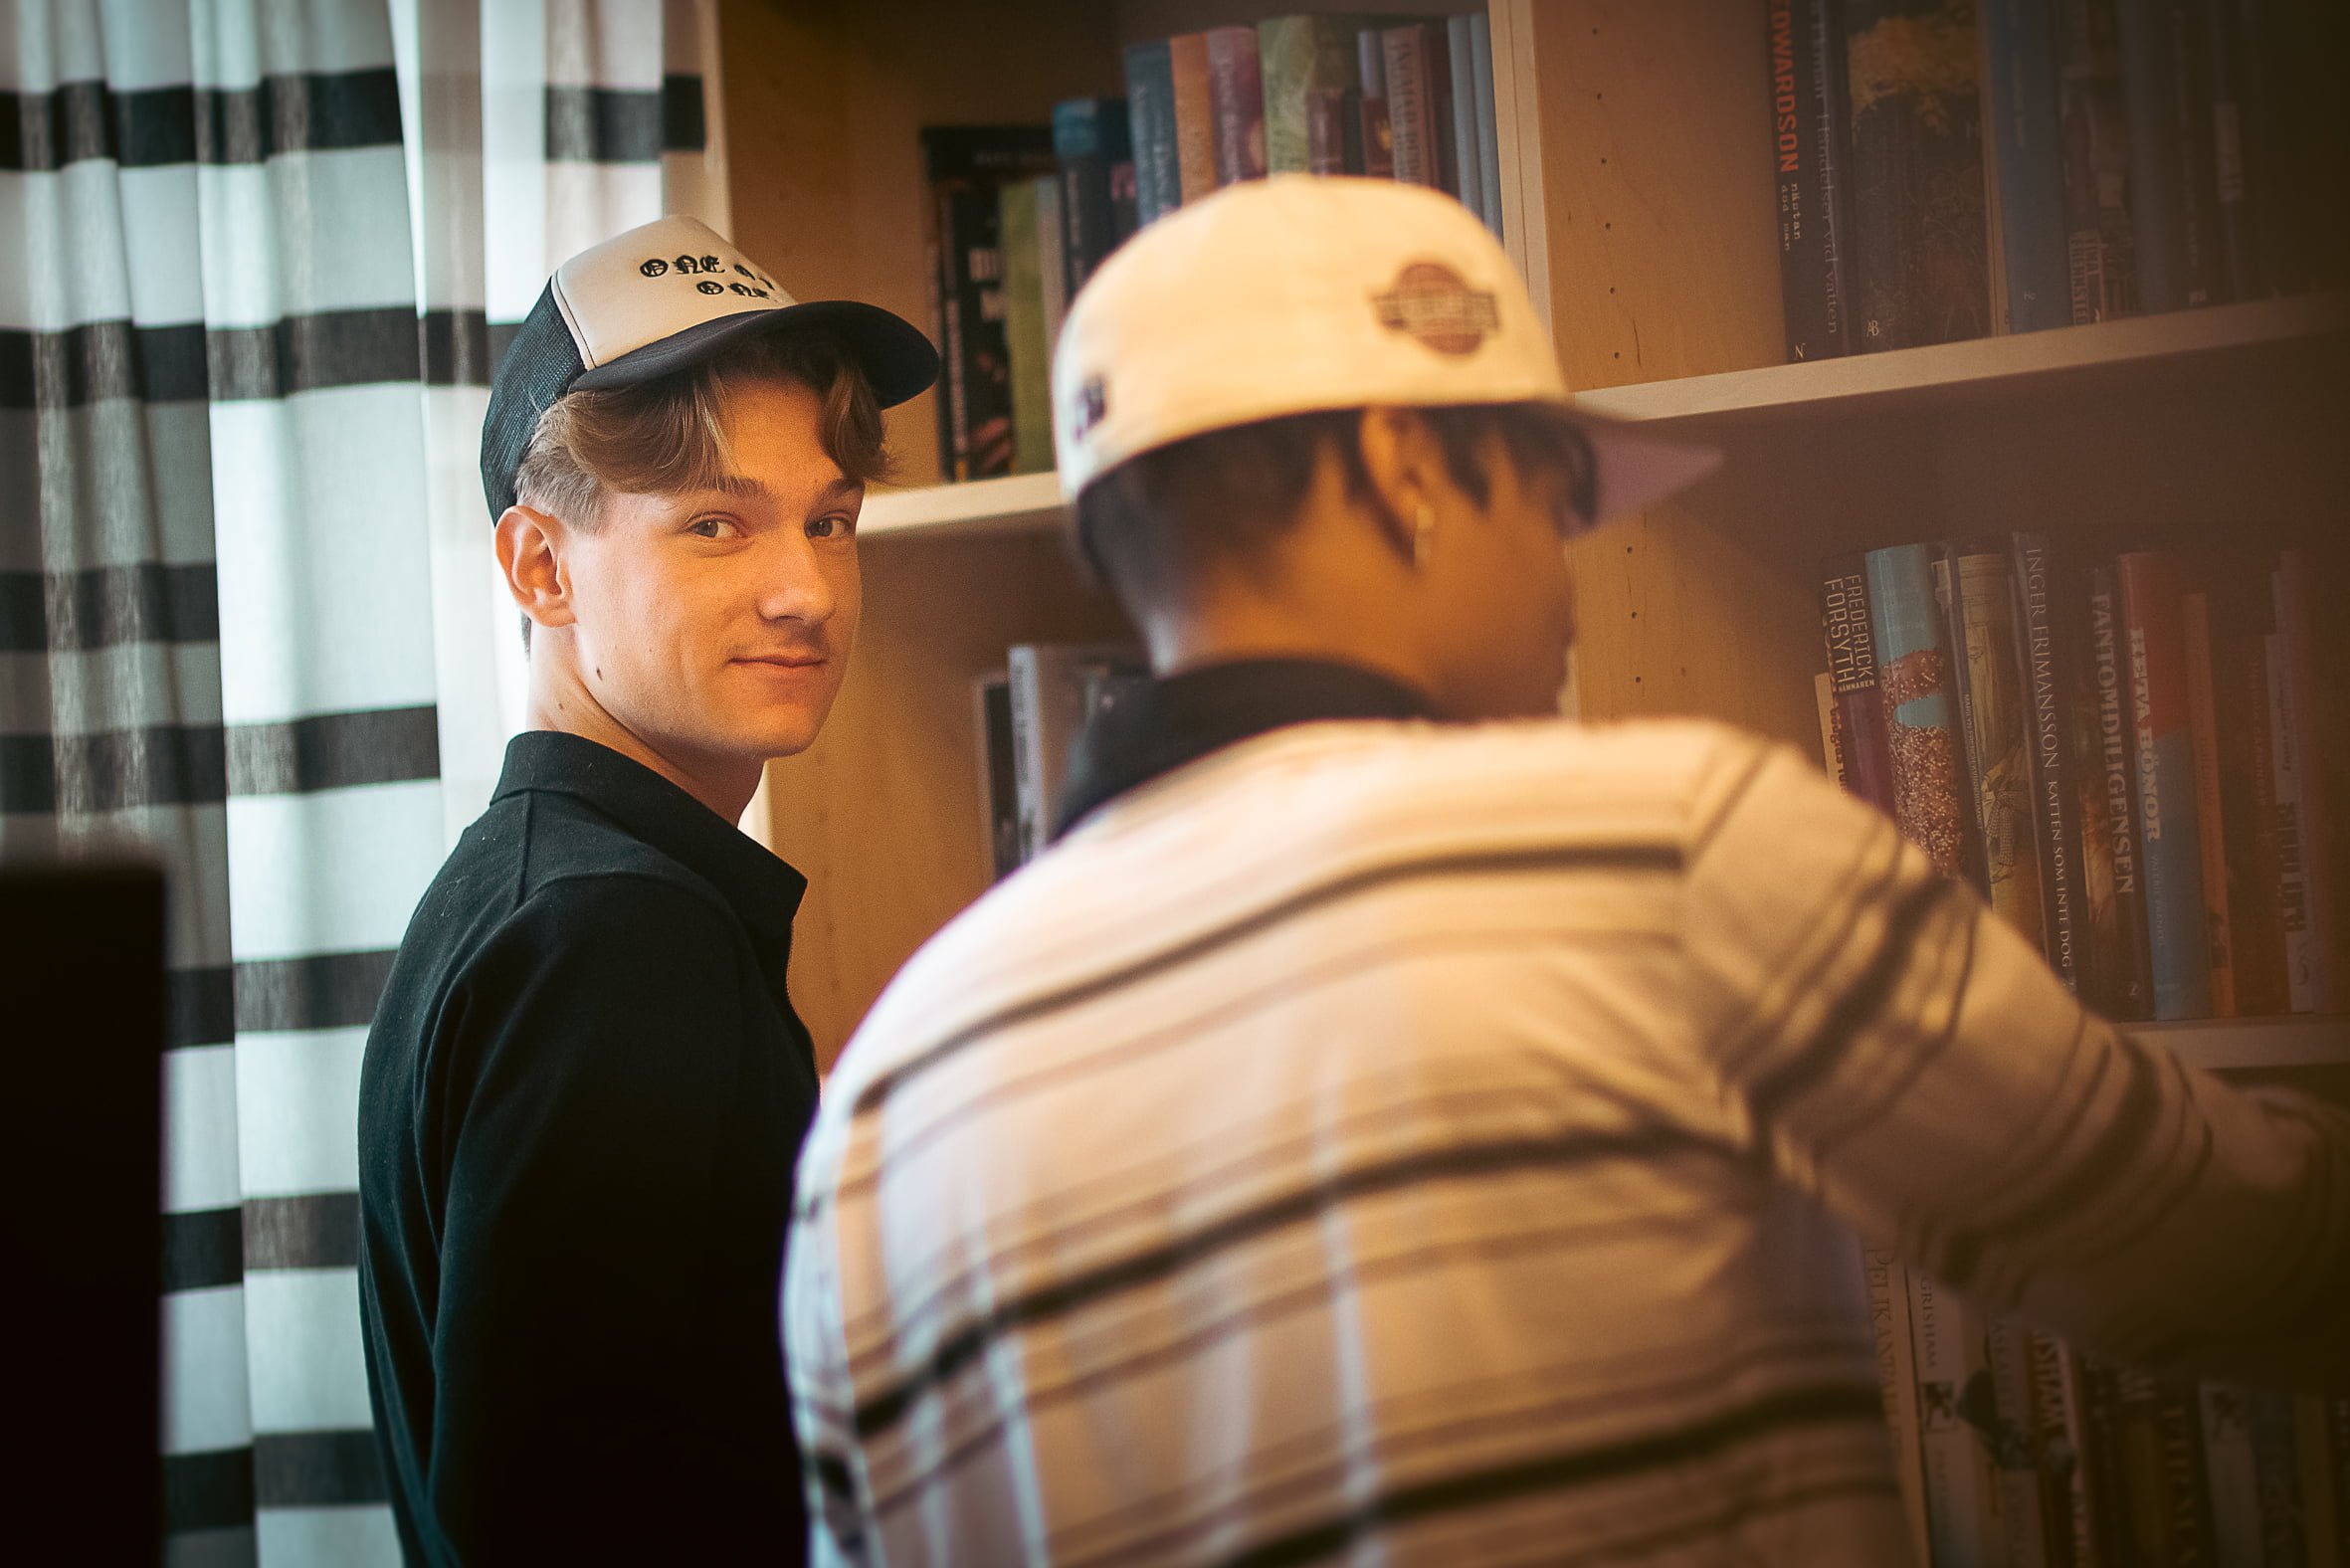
xmin=1815 ymin=540 xmax=2339 ymax=1022
xmin=1867 ymin=1250 xmax=2350 ymax=1567
xmin=1772 ymin=0 xmax=2345 ymax=361
xmin=977 ymin=643 xmax=1149 ymax=877
xmin=922 ymin=13 xmax=1503 ymax=485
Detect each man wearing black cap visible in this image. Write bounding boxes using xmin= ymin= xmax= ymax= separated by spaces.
xmin=357 ymin=215 xmax=935 ymax=1563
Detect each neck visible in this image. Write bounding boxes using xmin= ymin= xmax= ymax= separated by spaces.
xmin=525 ymin=638 xmax=763 ymax=824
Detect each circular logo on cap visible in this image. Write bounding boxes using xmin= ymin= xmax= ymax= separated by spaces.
xmin=1372 ymin=262 xmax=1500 ymax=356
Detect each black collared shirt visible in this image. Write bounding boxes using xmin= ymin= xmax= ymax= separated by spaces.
xmin=1054 ymin=657 xmax=1438 ymax=838
xmin=358 ymin=731 xmax=819 ymax=1565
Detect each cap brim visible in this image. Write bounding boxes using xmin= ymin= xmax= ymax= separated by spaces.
xmin=570 ymin=299 xmax=940 ymax=408
xmin=1553 ymin=407 xmax=1722 ymax=525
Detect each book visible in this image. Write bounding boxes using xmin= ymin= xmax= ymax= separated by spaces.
xmin=1817 ymin=670 xmax=1847 ymax=781
xmin=1036 ymin=173 xmax=1069 ymax=353
xmin=2298 ymin=1393 xmax=2342 ymax=1568
xmin=2202 ymin=1382 xmax=2266 ymax=1568
xmin=2026 ymin=1334 xmax=2103 ymax=1568
xmin=1207 ymin=25 xmax=1268 ymax=185
xmin=2208 ymin=570 xmax=2289 ymax=1014
xmin=1819 ymin=558 xmax=1900 ymax=817
xmin=997 ymin=177 xmax=1054 ymax=477
xmin=2180 ymin=589 xmax=2238 ymax=1014
xmin=1771 ymin=0 xmax=1857 ymax=361
xmin=1948 ymin=546 xmax=2048 ymax=945
xmin=2272 ymin=549 xmax=2338 ymax=1012
xmin=2246 ymin=1385 xmax=2308 ymax=1568
xmin=2012 ymin=535 xmax=2087 ymax=993
xmin=2118 ymin=551 xmax=2213 ymax=1020
xmin=1910 ymin=1271 xmax=2004 ymax=1567
xmin=1447 ymin=15 xmax=1482 ymax=221
xmin=1356 ymin=27 xmax=1395 ymax=178
xmin=974 ymin=673 xmax=1020 ymax=881
xmin=921 ymin=126 xmax=1058 ymax=484
xmin=2056 ymin=0 xmax=2138 ymax=322
xmin=1123 ymin=40 xmax=1182 ymax=227
xmin=1983 ymin=0 xmax=2071 ymax=331
xmin=1258 ymin=15 xmax=1358 ymax=176
xmin=1053 ymin=98 xmax=1136 ymax=299
xmin=1469 ymin=13 xmax=1502 ymax=236
xmin=2084 ymin=564 xmax=2155 ymax=1018
xmin=2152 ymin=1379 xmax=2220 ymax=1565
xmin=2115 ymin=0 xmax=2224 ymax=310
xmin=1868 ymin=542 xmax=1974 ymax=880
xmin=1845 ymin=0 xmax=1992 ymax=350
xmin=2201 ymin=0 xmax=2263 ymax=301
xmin=1381 ymin=23 xmax=1441 ymax=190
xmin=1861 ymin=1248 xmax=1934 ymax=1567
xmin=1007 ymin=643 xmax=1147 ymax=861
xmin=1986 ymin=1317 xmax=2054 ymax=1567
xmin=1169 ymin=32 xmax=1221 ymax=204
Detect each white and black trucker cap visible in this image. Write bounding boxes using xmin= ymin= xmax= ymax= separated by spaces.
xmin=1053 ymin=176 xmax=1718 ymax=525
xmin=481 ymin=214 xmax=938 ymax=520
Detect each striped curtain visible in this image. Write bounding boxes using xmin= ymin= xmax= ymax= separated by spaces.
xmin=3 ymin=1 xmax=725 ymax=1562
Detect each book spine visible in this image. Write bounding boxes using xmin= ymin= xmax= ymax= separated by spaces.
xmin=2033 ymin=1338 xmax=2105 ymax=1568
xmin=2153 ymin=1379 xmax=2220 ymax=1565
xmin=1357 ymin=28 xmax=1395 ymax=179
xmin=1868 ymin=542 xmax=1974 ymax=880
xmin=2298 ymin=1394 xmax=2343 ymax=1568
xmin=1987 ymin=1317 xmax=2054 ymax=1568
xmin=1055 ymin=98 xmax=1133 ymax=297
xmin=2079 ymin=1359 xmax=2148 ymax=1565
xmin=2245 ymin=1386 xmax=2308 ymax=1568
xmin=1169 ymin=32 xmax=1221 ymax=204
xmin=1206 ymin=26 xmax=1267 ymax=185
xmin=1820 ymin=558 xmax=1901 ymax=816
xmin=974 ymin=674 xmax=1021 ymax=880
xmin=1426 ymin=19 xmax=1460 ymax=198
xmin=2086 ymin=564 xmax=2155 ymax=1017
xmin=1817 ymin=671 xmax=1848 ymax=783
xmin=1122 ymin=41 xmax=1181 ymax=227
xmin=1952 ymin=547 xmax=2049 ymax=946
xmin=2116 ymin=0 xmax=2223 ymax=309
xmin=2202 ymin=1383 xmax=2266 ymax=1568
xmin=1007 ymin=645 xmax=1049 ymax=865
xmin=1383 ymin=25 xmax=1437 ymax=189
xmin=1448 ymin=15 xmax=1482 ymax=220
xmin=1984 ymin=0 xmax=2071 ymax=331
xmin=2056 ymin=0 xmax=2138 ymax=322
xmin=2273 ymin=550 xmax=2338 ymax=1012
xmin=996 ymin=178 xmax=1052 ymax=477
xmin=943 ymin=183 xmax=1004 ymax=479
xmin=2211 ymin=573 xmax=2288 ymax=1013
xmin=1470 ymin=12 xmax=1502 ymax=236
xmin=2203 ymin=0 xmax=2263 ymax=298
xmin=1773 ymin=0 xmax=1856 ymax=361
xmin=1035 ymin=174 xmax=1068 ymax=350
xmin=1258 ymin=16 xmax=1315 ymax=175
xmin=2013 ymin=534 xmax=2086 ymax=991
xmin=1909 ymin=1271 xmax=2003 ymax=1567
xmin=1863 ymin=1249 xmax=1934 ymax=1568
xmin=1845 ymin=0 xmax=1992 ymax=351
xmin=2181 ymin=590 xmax=2239 ymax=1013
xmin=929 ymin=181 xmax=961 ymax=482
xmin=2118 ymin=550 xmax=2213 ymax=1019
xmin=2331 ymin=1396 xmax=2350 ymax=1565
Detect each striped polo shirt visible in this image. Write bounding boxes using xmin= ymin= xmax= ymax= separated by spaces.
xmin=784 ymin=661 xmax=2350 ymax=1567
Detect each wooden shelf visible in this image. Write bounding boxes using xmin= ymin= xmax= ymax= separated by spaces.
xmin=862 ymin=470 xmax=1068 ymax=539
xmin=1573 ymin=294 xmax=2350 ymax=427
xmin=2134 ymin=1015 xmax=2350 ymax=1072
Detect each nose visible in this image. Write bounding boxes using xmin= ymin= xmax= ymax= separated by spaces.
xmin=754 ymin=528 xmax=838 ymax=628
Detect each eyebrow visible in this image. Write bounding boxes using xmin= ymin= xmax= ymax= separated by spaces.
xmin=698 ymin=474 xmax=863 ymax=503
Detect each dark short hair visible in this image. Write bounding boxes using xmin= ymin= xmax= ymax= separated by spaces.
xmin=1072 ymin=402 xmax=1593 ymax=616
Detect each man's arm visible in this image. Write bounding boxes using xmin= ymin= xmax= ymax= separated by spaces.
xmin=1681 ymin=739 xmax=2350 ymax=1389
xmin=425 ymin=876 xmax=796 ymax=1560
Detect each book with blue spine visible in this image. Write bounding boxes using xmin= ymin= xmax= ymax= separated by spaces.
xmin=1867 ymin=542 xmax=1974 ymax=880
xmin=2117 ymin=550 xmax=2211 ymax=1019
xmin=1052 ymin=98 xmax=1137 ymax=298
xmin=1122 ymin=41 xmax=1182 ymax=227
xmin=1983 ymin=0 xmax=2070 ymax=331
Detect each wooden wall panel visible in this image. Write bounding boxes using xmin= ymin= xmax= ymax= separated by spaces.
xmin=1528 ymin=0 xmax=1785 ymax=390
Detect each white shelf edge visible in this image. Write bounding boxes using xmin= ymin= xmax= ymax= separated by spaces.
xmin=1573 ymin=292 xmax=2350 ymax=427
xmin=861 ymin=470 xmax=1066 ymax=538
xmin=2132 ymin=1014 xmax=2350 ymax=1071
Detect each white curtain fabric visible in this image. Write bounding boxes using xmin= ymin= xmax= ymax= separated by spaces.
xmin=3 ymin=1 xmax=727 ymax=1562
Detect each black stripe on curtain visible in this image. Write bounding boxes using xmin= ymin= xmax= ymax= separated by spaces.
xmin=167 ymin=967 xmax=236 ymax=1053
xmin=0 ymin=563 xmax=221 ymax=653
xmin=543 ymin=76 xmax=704 ymax=163
xmin=0 ymin=706 xmax=437 ymax=810
xmin=161 ymin=1193 xmax=363 ymax=1292
xmin=0 ymin=70 xmax=402 ymax=171
xmin=163 ymin=948 xmax=398 ymax=1050
xmin=163 ymin=1431 xmax=389 ymax=1531
xmin=0 ymin=309 xmax=423 ymax=410
xmin=421 ymin=310 xmax=522 ymax=388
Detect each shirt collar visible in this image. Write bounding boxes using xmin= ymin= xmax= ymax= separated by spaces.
xmin=492 ymin=731 xmax=808 ymax=956
xmin=1054 ymin=658 xmax=1439 ymax=840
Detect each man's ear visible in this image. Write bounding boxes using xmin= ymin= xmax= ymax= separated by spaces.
xmin=493 ymin=503 xmax=575 ymax=635
xmin=1352 ymin=407 xmax=1432 ymax=564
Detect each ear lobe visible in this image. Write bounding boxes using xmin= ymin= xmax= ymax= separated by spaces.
xmin=494 ymin=504 xmax=576 ymax=632
xmin=1353 ymin=407 xmax=1424 ymax=564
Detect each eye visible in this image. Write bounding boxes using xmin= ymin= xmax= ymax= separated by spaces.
xmin=685 ymin=515 xmax=743 ymax=540
xmin=807 ymin=514 xmax=856 ymax=541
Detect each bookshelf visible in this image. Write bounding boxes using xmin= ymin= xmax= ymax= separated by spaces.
xmin=714 ymin=0 xmax=2350 ymax=1067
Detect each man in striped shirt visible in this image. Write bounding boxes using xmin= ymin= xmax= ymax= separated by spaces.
xmin=783 ymin=178 xmax=2349 ymax=1565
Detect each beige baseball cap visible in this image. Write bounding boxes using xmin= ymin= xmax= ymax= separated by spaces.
xmin=1051 ymin=175 xmax=1717 ymax=523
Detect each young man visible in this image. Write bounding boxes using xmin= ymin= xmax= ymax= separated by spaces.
xmin=357 ymin=215 xmax=935 ymax=1562
xmin=784 ymin=179 xmax=2350 ymax=1565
